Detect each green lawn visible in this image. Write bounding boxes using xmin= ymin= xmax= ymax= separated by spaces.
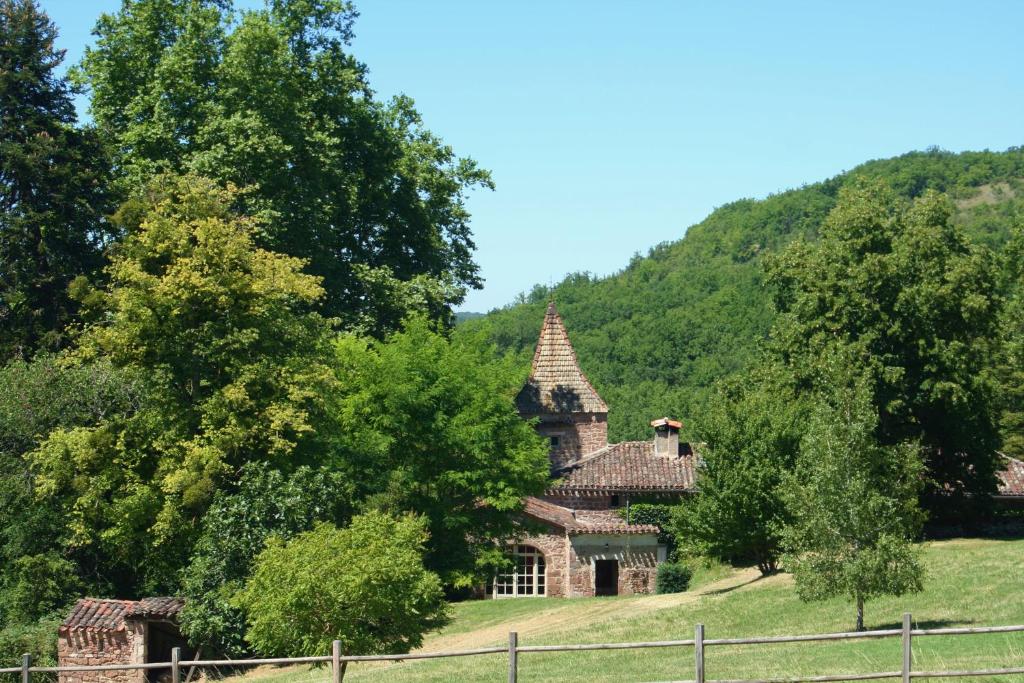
xmin=232 ymin=537 xmax=1024 ymax=683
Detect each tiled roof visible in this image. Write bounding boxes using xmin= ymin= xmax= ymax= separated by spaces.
xmin=522 ymin=497 xmax=660 ymax=535
xmin=549 ymin=441 xmax=697 ymax=493
xmin=61 ymin=597 xmax=184 ymax=633
xmin=997 ymin=455 xmax=1024 ymax=497
xmin=515 ymin=302 xmax=608 ymax=415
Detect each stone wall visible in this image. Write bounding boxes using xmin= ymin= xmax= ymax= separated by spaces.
xmin=520 ymin=528 xmax=569 ymax=598
xmin=568 ymin=534 xmax=663 ymax=597
xmin=533 ymin=412 xmax=608 ymax=469
xmin=58 ymin=621 xmax=145 ymax=683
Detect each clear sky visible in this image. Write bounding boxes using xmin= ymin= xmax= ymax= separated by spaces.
xmin=45 ymin=0 xmax=1024 ymax=312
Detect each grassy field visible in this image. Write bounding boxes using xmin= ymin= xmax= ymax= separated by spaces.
xmin=231 ymin=537 xmax=1024 ymax=683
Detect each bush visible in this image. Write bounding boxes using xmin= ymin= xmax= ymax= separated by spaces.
xmin=0 ymin=617 xmax=60 ymax=667
xmin=656 ymin=562 xmax=692 ymax=594
xmin=235 ymin=512 xmax=448 ymax=676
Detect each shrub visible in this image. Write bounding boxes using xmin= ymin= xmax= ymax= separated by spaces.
xmin=656 ymin=562 xmax=692 ymax=594
xmin=235 ymin=513 xmax=448 ymax=679
xmin=0 ymin=617 xmax=60 ymax=667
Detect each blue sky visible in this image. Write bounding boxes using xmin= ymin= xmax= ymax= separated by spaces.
xmin=46 ymin=0 xmax=1024 ymax=312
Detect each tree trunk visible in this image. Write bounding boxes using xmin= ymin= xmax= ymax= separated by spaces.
xmin=339 ymin=661 xmax=348 ymax=683
xmin=855 ymin=596 xmax=865 ymax=632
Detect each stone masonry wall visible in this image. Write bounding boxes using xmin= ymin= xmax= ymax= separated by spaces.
xmin=520 ymin=528 xmax=569 ymax=598
xmin=58 ymin=621 xmax=145 ymax=683
xmin=534 ymin=413 xmax=608 ymax=469
xmin=568 ymin=537 xmax=662 ymax=597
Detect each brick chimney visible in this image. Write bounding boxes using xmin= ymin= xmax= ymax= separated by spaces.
xmin=650 ymin=417 xmax=682 ymax=457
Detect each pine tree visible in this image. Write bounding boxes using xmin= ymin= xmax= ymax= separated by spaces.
xmin=0 ymin=0 xmax=114 ymax=358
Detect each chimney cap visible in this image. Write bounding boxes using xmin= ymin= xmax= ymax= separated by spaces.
xmin=650 ymin=417 xmax=682 ymax=430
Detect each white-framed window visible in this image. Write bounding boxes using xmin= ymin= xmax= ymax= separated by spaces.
xmin=494 ymin=545 xmax=546 ymax=597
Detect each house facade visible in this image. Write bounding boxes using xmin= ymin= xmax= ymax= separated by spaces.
xmin=489 ymin=302 xmax=696 ymax=598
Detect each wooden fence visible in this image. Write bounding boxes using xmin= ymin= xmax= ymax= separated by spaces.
xmin=3 ymin=613 xmax=1024 ymax=683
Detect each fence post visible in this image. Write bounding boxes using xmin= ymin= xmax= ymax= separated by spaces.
xmin=508 ymin=631 xmax=518 ymax=683
xmin=21 ymin=654 xmax=30 ymax=683
xmin=171 ymin=646 xmax=181 ymax=683
xmin=332 ymin=640 xmax=342 ymax=683
xmin=902 ymin=613 xmax=912 ymax=683
xmin=695 ymin=624 xmax=705 ymax=683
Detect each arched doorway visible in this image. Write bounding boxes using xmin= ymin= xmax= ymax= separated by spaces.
xmin=494 ymin=544 xmax=546 ymax=597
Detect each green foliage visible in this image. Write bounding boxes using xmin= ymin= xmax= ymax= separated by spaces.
xmin=0 ymin=0 xmax=115 ymax=358
xmin=26 ymin=175 xmax=337 ymax=594
xmin=76 ymin=0 xmax=491 ymax=331
xmin=0 ymin=355 xmax=143 ymax=619
xmin=768 ymin=181 xmax=1002 ymax=515
xmin=330 ymin=318 xmax=550 ymax=585
xmin=995 ymin=225 xmax=1024 ymax=458
xmin=236 ymin=513 xmax=448 ymax=667
xmin=620 ymin=503 xmax=676 ymax=554
xmin=655 ymin=562 xmax=692 ymax=594
xmin=671 ymin=370 xmax=804 ymax=574
xmin=180 ymin=462 xmax=354 ymax=655
xmin=782 ymin=359 xmax=925 ymax=631
xmin=468 ymin=148 xmax=1024 ymax=446
xmin=0 ymin=617 xmax=60 ymax=668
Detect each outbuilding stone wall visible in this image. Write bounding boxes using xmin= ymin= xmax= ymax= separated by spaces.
xmin=58 ymin=621 xmax=145 ymax=683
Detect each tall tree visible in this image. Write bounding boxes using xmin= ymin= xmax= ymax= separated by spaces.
xmin=671 ymin=367 xmax=804 ymax=575
xmin=330 ymin=319 xmax=550 ymax=585
xmin=782 ymin=357 xmax=925 ymax=632
xmin=0 ymin=0 xmax=115 ymax=358
xmin=76 ymin=0 xmax=491 ymax=332
xmin=768 ymin=181 xmax=1003 ymax=516
xmin=27 ymin=175 xmax=337 ymax=594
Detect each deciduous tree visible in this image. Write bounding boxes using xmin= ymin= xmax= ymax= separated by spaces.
xmin=671 ymin=368 xmax=804 ymax=574
xmin=783 ymin=358 xmax=925 ymax=631
xmin=76 ymin=0 xmax=491 ymax=331
xmin=27 ymin=175 xmax=337 ymax=593
xmin=768 ymin=181 xmax=1002 ymax=516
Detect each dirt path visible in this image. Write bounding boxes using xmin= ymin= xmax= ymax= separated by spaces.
xmin=420 ymin=567 xmax=764 ymax=653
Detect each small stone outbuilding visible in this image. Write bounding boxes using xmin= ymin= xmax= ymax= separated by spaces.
xmin=58 ymin=597 xmax=187 ymax=683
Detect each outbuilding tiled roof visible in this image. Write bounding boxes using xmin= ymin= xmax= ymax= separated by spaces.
xmin=515 ymin=302 xmax=608 ymax=415
xmin=997 ymin=455 xmax=1024 ymax=497
xmin=60 ymin=597 xmax=184 ymax=633
xmin=523 ymin=497 xmax=660 ymax=535
xmin=549 ymin=441 xmax=697 ymax=493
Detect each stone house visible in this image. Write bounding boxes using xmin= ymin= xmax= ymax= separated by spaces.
xmin=497 ymin=303 xmax=1024 ymax=599
xmin=58 ymin=597 xmax=188 ymax=683
xmin=488 ymin=302 xmax=696 ymax=598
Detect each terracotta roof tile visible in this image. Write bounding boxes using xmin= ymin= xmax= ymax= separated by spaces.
xmin=522 ymin=496 xmax=659 ymax=534
xmin=61 ymin=597 xmax=184 ymax=633
xmin=515 ymin=302 xmax=608 ymax=415
xmin=549 ymin=441 xmax=697 ymax=493
xmin=998 ymin=455 xmax=1024 ymax=497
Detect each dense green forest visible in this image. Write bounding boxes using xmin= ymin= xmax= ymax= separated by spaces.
xmin=463 ymin=149 xmax=1024 ymax=444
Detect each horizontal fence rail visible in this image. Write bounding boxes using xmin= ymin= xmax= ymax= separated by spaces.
xmin=6 ymin=613 xmax=1024 ymax=682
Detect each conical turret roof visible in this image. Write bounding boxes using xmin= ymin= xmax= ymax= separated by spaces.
xmin=515 ymin=302 xmax=608 ymax=415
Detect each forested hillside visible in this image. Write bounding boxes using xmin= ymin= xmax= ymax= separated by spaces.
xmin=463 ymin=148 xmax=1024 ymax=442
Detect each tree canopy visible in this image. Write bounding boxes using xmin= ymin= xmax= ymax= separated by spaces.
xmin=768 ymin=182 xmax=1002 ymax=514
xmin=782 ymin=358 xmax=926 ymax=631
xmin=76 ymin=0 xmax=491 ymax=331
xmin=0 ymin=0 xmax=115 ymax=358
